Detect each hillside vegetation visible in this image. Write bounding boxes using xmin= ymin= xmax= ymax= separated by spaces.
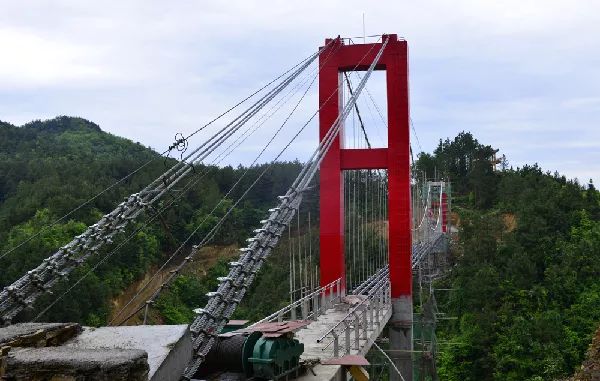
xmin=2 ymin=117 xmax=599 ymax=380
xmin=0 ymin=116 xmax=309 ymax=325
xmin=415 ymin=133 xmax=600 ymax=381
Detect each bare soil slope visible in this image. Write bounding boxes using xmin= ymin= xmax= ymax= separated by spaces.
xmin=109 ymin=244 xmax=239 ymax=325
xmin=566 ymin=328 xmax=600 ymax=381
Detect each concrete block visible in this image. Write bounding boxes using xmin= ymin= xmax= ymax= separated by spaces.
xmin=5 ymin=346 xmax=148 ymax=380
xmin=0 ymin=323 xmax=81 ymax=347
xmin=0 ymin=324 xmax=191 ymax=380
xmin=66 ymin=325 xmax=192 ymax=381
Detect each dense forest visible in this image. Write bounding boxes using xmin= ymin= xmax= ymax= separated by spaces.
xmin=0 ymin=116 xmax=311 ymax=325
xmin=415 ymin=132 xmax=600 ymax=381
xmin=2 ymin=117 xmax=599 ymax=380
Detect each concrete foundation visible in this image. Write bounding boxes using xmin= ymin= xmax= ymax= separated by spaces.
xmin=5 ymin=346 xmax=148 ymax=380
xmin=389 ymin=296 xmax=413 ymax=381
xmin=65 ymin=325 xmax=192 ymax=381
xmin=0 ymin=323 xmax=191 ymax=381
xmin=0 ymin=322 xmax=81 ymax=347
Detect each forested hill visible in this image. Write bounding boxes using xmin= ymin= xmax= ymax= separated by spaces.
xmin=0 ymin=116 xmax=308 ymax=325
xmin=0 ymin=117 xmax=161 ymax=230
xmin=3 ymin=117 xmax=600 ymax=380
xmin=415 ymin=133 xmax=600 ymax=381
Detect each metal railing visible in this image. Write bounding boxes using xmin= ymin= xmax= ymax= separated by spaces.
xmin=412 ymin=233 xmax=444 ymax=268
xmin=254 ymin=265 xmax=390 ymax=328
xmin=251 ymin=278 xmax=342 ymax=325
xmin=351 ymin=266 xmax=389 ymax=295
xmin=248 ymin=233 xmax=444 ymax=358
xmin=316 ymin=272 xmax=391 ymax=357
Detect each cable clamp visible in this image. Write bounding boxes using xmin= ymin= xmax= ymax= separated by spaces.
xmin=206 ymin=291 xmax=224 ymax=300
xmin=194 ymin=308 xmax=217 ymax=320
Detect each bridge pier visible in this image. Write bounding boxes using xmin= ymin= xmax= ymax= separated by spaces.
xmin=390 ymin=296 xmax=413 ymax=381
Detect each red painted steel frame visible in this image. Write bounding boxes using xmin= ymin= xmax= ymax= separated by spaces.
xmin=318 ymin=34 xmax=411 ymax=298
xmin=441 ymin=192 xmax=448 ymax=233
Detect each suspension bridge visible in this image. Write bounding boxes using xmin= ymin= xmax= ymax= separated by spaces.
xmin=0 ymin=34 xmax=451 ymax=381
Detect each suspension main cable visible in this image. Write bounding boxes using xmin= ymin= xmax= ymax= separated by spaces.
xmin=182 ymin=37 xmax=389 ymax=379
xmin=146 ymin=55 xmax=320 ymax=205
xmin=0 ymin=44 xmax=327 ymax=324
xmin=33 ymin=74 xmax=312 ymax=322
xmin=39 ymin=68 xmax=317 ymax=324
xmin=112 ymin=71 xmax=321 ymax=325
xmin=293 ymin=38 xmax=388 ymax=194
xmin=0 ymin=49 xmax=320 ymax=264
xmin=110 ymin=41 xmax=343 ymax=326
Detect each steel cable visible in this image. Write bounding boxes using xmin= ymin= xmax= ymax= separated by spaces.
xmin=0 ymin=46 xmax=324 ymax=324
xmin=110 ymin=57 xmax=326 ymax=325
xmin=0 ymin=50 xmax=318 ymax=264
xmin=181 ymin=37 xmax=389 ymax=379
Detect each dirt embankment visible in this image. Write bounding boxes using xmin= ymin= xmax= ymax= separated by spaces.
xmin=109 ymin=244 xmax=239 ymax=325
xmin=503 ymin=213 xmax=517 ymax=232
xmin=565 ymin=328 xmax=600 ymax=381
xmin=447 ymin=211 xmax=515 ymax=232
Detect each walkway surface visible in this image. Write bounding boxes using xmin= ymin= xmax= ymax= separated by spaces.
xmin=295 ymin=299 xmax=392 ymax=381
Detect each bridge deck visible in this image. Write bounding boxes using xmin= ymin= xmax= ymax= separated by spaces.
xmin=295 ymin=299 xmax=392 ymax=381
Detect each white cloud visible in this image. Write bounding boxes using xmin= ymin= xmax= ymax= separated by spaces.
xmin=0 ymin=27 xmax=107 ymax=87
xmin=561 ymin=97 xmax=600 ymax=110
xmin=0 ymin=0 xmax=599 ymax=184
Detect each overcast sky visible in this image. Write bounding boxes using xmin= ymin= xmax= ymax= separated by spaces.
xmin=1 ymin=1 xmax=599 ymax=185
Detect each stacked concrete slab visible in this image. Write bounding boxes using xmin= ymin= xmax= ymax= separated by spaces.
xmin=0 ymin=323 xmax=191 ymax=381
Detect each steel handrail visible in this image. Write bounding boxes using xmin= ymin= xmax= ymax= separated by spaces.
xmin=317 ymin=275 xmax=389 ymax=343
xmin=251 ymin=278 xmax=341 ymax=326
xmin=351 ymin=266 xmax=389 ymax=295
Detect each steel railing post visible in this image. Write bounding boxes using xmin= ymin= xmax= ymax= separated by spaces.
xmin=361 ymin=308 xmax=368 ymax=340
xmin=313 ymin=290 xmax=319 ymax=319
xmin=344 ymin=322 xmax=351 ymax=354
xmin=333 ymin=331 xmax=340 ymax=357
xmin=302 ymin=298 xmax=309 ymax=319
xmin=368 ymin=299 xmax=374 ymax=330
xmin=353 ymin=312 xmax=360 ymax=350
xmin=374 ymin=291 xmax=381 ymax=329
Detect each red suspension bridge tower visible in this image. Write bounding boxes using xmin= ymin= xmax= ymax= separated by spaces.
xmin=318 ymin=34 xmax=413 ymax=380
